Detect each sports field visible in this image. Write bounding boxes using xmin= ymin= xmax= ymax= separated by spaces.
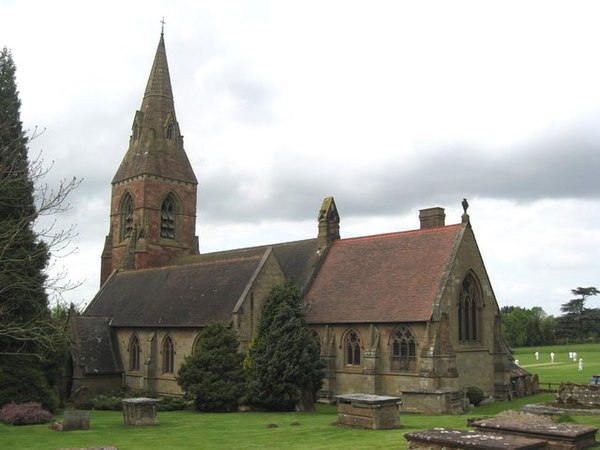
xmin=513 ymin=342 xmax=600 ymax=385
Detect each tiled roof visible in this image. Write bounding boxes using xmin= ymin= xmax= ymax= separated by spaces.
xmin=84 ymin=254 xmax=266 ymax=327
xmin=304 ymin=224 xmax=464 ymax=323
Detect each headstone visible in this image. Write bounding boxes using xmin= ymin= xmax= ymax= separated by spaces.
xmin=62 ymin=410 xmax=90 ymax=431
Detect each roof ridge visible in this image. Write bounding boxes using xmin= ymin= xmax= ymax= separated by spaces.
xmin=337 ymin=223 xmax=463 ymax=244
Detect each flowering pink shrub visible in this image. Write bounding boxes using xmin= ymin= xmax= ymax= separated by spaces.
xmin=0 ymin=402 xmax=53 ymax=425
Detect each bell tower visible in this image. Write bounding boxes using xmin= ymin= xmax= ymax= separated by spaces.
xmin=100 ymin=31 xmax=199 ymax=285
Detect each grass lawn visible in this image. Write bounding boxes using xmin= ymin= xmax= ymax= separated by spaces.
xmin=2 ymin=343 xmax=599 ymax=449
xmin=512 ymin=342 xmax=600 ymax=385
xmin=1 ymin=395 xmax=598 ymax=450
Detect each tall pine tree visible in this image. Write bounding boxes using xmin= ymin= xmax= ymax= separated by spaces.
xmin=0 ymin=47 xmax=62 ymax=410
xmin=248 ymin=283 xmax=324 ymax=411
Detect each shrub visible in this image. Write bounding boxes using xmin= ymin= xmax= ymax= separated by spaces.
xmin=177 ymin=322 xmax=246 ymax=412
xmin=90 ymin=394 xmax=123 ymax=411
xmin=0 ymin=357 xmax=60 ymax=412
xmin=465 ymin=386 xmax=485 ymax=406
xmin=0 ymin=402 xmax=52 ymax=425
xmin=157 ymin=397 xmax=188 ymax=411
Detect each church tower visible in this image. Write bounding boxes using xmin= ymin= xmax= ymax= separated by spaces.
xmin=100 ymin=31 xmax=199 ymax=285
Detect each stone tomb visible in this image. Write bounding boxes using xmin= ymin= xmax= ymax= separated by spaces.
xmin=405 ymin=428 xmax=548 ymax=450
xmin=471 ymin=413 xmax=598 ymax=450
xmin=336 ymin=394 xmax=401 ymax=430
xmin=121 ymin=397 xmax=161 ymax=426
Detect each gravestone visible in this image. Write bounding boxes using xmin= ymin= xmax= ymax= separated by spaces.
xmin=62 ymin=410 xmax=90 ymax=431
xmin=472 ymin=412 xmax=598 ymax=450
xmin=336 ymin=394 xmax=401 ymax=430
xmin=405 ymin=428 xmax=548 ymax=449
xmin=121 ymin=398 xmax=161 ymax=426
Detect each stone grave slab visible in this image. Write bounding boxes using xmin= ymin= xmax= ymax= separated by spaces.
xmin=336 ymin=394 xmax=401 ymax=430
xmin=472 ymin=413 xmax=598 ymax=450
xmin=405 ymin=428 xmax=548 ymax=449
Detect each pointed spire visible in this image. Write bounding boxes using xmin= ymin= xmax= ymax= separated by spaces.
xmin=142 ymin=32 xmax=173 ymax=102
xmin=112 ymin=31 xmax=197 ymax=185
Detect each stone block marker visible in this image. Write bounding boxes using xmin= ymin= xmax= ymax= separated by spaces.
xmin=405 ymin=428 xmax=548 ymax=449
xmin=121 ymin=397 xmax=161 ymax=426
xmin=336 ymin=394 xmax=401 ymax=430
xmin=62 ymin=410 xmax=90 ymax=431
xmin=472 ymin=413 xmax=598 ymax=450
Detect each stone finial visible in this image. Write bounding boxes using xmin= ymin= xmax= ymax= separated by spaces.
xmin=317 ymin=197 xmax=340 ymax=250
xmin=461 ymin=198 xmax=470 ymax=224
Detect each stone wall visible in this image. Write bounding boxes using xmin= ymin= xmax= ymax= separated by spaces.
xmin=556 ymin=382 xmax=600 ymax=406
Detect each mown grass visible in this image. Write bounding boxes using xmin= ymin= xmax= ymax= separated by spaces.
xmin=2 ymin=343 xmax=599 ymax=449
xmin=1 ymin=395 xmax=598 ymax=450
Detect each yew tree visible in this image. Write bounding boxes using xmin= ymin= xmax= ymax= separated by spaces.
xmin=248 ymin=283 xmax=323 ymax=411
xmin=0 ymin=48 xmax=78 ymax=409
xmin=177 ymin=322 xmax=246 ymax=412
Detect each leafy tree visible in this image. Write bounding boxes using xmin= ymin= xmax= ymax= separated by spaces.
xmin=0 ymin=48 xmax=77 ymax=409
xmin=500 ymin=306 xmax=555 ymax=347
xmin=177 ymin=322 xmax=246 ymax=412
xmin=555 ymin=287 xmax=600 ymax=342
xmin=248 ymin=283 xmax=324 ymax=411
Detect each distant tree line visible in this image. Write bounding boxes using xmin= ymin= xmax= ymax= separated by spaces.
xmin=501 ymin=287 xmax=600 ymax=347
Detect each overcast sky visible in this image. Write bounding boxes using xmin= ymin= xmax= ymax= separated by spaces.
xmin=1 ymin=0 xmax=599 ymax=316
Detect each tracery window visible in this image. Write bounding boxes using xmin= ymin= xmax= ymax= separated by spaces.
xmin=344 ymin=330 xmax=361 ymax=366
xmin=120 ymin=193 xmax=134 ymax=240
xmin=458 ymin=274 xmax=481 ymax=342
xmin=163 ymin=336 xmax=175 ymax=374
xmin=129 ymin=335 xmax=141 ymax=371
xmin=160 ymin=194 xmax=176 ymax=239
xmin=391 ymin=325 xmax=416 ymax=371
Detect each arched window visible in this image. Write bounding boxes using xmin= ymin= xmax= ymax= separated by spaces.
xmin=160 ymin=194 xmax=176 ymax=239
xmin=391 ymin=325 xmax=416 ymax=371
xmin=120 ymin=193 xmax=134 ymax=240
xmin=163 ymin=336 xmax=175 ymax=374
xmin=129 ymin=335 xmax=141 ymax=371
xmin=344 ymin=330 xmax=361 ymax=366
xmin=166 ymin=122 xmax=174 ymax=139
xmin=458 ymin=274 xmax=481 ymax=342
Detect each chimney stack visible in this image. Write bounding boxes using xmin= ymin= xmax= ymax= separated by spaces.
xmin=419 ymin=207 xmax=445 ymax=229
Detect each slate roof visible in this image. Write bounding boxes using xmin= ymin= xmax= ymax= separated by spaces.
xmin=85 ymin=253 xmax=267 ymax=327
xmin=174 ymin=238 xmax=320 ymax=288
xmin=112 ymin=33 xmax=197 ymax=184
xmin=304 ymin=224 xmax=464 ymax=324
xmin=85 ymin=237 xmax=320 ymax=328
xmin=71 ymin=316 xmax=121 ymax=375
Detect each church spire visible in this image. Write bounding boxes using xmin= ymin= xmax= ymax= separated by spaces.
xmin=112 ymin=31 xmax=197 ymax=185
xmin=101 ymin=31 xmax=199 ymax=285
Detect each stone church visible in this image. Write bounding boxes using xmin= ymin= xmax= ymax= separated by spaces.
xmin=70 ymin=32 xmax=526 ymax=414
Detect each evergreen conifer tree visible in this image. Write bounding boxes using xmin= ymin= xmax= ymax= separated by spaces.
xmin=177 ymin=322 xmax=246 ymax=412
xmin=249 ymin=283 xmax=324 ymax=411
xmin=0 ymin=48 xmax=64 ymax=410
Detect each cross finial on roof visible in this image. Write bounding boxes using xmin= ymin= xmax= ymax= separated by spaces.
xmin=160 ymin=17 xmax=166 ymax=36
